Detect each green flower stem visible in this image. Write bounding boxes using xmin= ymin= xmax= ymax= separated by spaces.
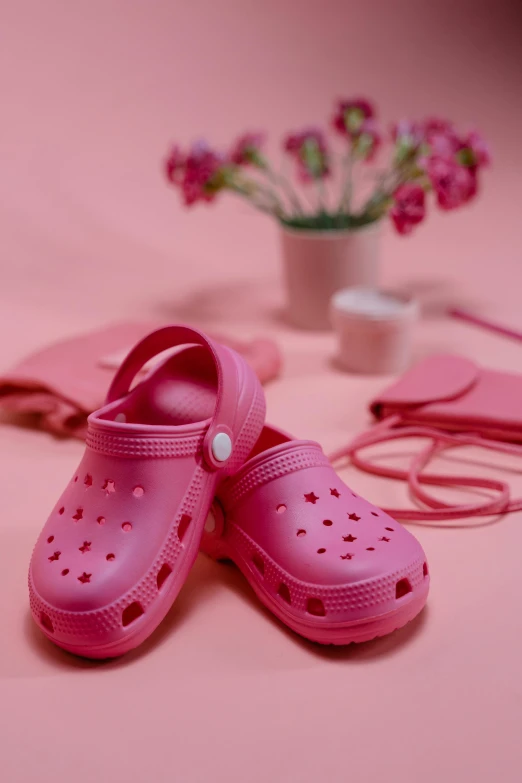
xmin=256 ymin=155 xmax=304 ymax=217
xmin=227 ymin=181 xmax=283 ymax=218
xmin=225 ymin=165 xmax=287 ymax=217
xmin=315 ymin=176 xmax=328 ymax=214
xmin=356 ymin=161 xmax=416 ymax=222
xmin=278 ymin=172 xmax=305 ymax=216
xmin=338 ymin=149 xmax=354 ymax=214
xmin=255 ymin=180 xmax=286 ymax=215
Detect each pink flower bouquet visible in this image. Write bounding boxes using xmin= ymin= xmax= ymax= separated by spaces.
xmin=164 ymin=99 xmax=490 ymax=235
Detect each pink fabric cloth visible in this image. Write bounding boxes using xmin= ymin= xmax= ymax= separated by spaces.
xmin=0 ymin=322 xmax=282 ymax=439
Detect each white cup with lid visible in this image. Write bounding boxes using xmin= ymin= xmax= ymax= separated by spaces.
xmin=330 ymin=287 xmax=419 ymax=374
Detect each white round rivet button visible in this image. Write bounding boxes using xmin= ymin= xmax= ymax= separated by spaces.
xmin=211 ymin=432 xmax=232 ymax=462
xmin=114 ymin=413 xmax=126 ymax=423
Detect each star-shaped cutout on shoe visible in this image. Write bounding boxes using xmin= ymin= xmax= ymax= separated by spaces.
xmin=84 ymin=474 xmax=93 ymax=487
xmin=379 ymin=536 xmax=390 ymax=542
xmin=79 ymin=541 xmax=92 ymax=553
xmin=72 ymin=508 xmax=83 ymax=521
xmin=343 ymin=534 xmax=357 ymax=542
xmin=78 ymin=572 xmax=91 ymax=584
xmin=48 ymin=551 xmax=61 ymax=562
xmin=304 ymin=492 xmax=319 ymax=504
xmin=330 ymin=488 xmax=340 ymax=498
xmin=102 ymin=479 xmax=116 ymax=494
xmin=340 ymin=552 xmax=354 ymax=560
xmin=348 ymin=512 xmax=361 ymax=521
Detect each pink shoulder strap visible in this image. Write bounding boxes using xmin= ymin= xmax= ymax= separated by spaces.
xmin=330 ymin=416 xmax=522 ymax=522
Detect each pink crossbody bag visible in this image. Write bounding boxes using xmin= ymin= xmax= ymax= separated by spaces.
xmin=331 ymin=354 xmax=522 ymax=521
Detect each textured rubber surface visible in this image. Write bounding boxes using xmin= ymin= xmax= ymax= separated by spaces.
xmin=29 ymin=326 xmax=266 ymax=658
xmin=202 ymin=426 xmax=429 ymax=645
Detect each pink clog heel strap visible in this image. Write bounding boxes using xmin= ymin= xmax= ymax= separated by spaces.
xmin=106 ymin=325 xmax=241 ymax=471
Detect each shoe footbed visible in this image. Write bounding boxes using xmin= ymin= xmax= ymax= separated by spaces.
xmin=99 ymin=345 xmax=218 ymax=426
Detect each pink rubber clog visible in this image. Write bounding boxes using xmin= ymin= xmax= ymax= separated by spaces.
xmin=29 ymin=326 xmax=266 ymax=658
xmin=202 ymin=426 xmax=429 ymax=644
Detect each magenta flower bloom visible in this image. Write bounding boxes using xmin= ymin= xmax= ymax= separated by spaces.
xmin=181 ymin=141 xmax=225 ymax=206
xmin=284 ymin=127 xmax=326 ymax=153
xmin=462 ymin=131 xmax=491 ymax=167
xmin=164 ymin=145 xmax=185 ymax=184
xmin=420 ymin=117 xmax=461 ymax=158
xmin=390 ymin=183 xmax=426 ymax=235
xmin=333 ymin=98 xmax=375 ymax=136
xmin=422 ymin=118 xmax=456 ymax=137
xmin=426 ymin=156 xmax=477 ymax=211
xmin=392 ymin=120 xmax=424 ymax=147
xmin=230 ymin=132 xmax=266 ymax=165
xmin=284 ymin=127 xmax=330 ymax=182
xmin=428 ymin=131 xmax=461 ymax=158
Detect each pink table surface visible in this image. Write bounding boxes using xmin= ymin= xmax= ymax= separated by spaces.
xmin=1 ymin=2 xmax=522 ymax=781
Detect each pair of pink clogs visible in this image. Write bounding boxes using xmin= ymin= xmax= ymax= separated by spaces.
xmin=29 ymin=326 xmax=429 ymax=658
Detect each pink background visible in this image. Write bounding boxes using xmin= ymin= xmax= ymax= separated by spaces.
xmin=1 ymin=1 xmax=522 ymax=781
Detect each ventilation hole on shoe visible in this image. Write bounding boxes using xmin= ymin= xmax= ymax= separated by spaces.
xmin=343 ymin=534 xmax=357 ymax=542
xmin=97 ymin=516 xmax=106 ymax=526
xmin=297 ymin=529 xmax=306 ymax=537
xmin=330 ymin=488 xmax=340 ymax=497
xmin=79 ymin=541 xmax=91 ymax=553
xmin=47 ymin=535 xmax=54 ymax=544
xmin=352 ymin=492 xmax=357 ymax=497
xmin=48 ymin=551 xmax=61 ymax=562
xmin=106 ymin=553 xmax=115 ymax=562
xmin=323 ymin=519 xmax=333 ymax=527
xmin=385 ymin=527 xmax=394 ymax=532
xmin=366 ymin=547 xmax=375 ymax=551
xmin=317 ymin=548 xmax=326 ymax=554
xmin=84 ymin=474 xmax=93 ymax=487
xmin=307 ymin=598 xmax=326 ymax=617
xmin=40 ymin=613 xmax=54 ymax=633
xmin=122 ymin=522 xmax=132 ymax=532
xmin=72 ymin=508 xmax=83 ymax=521
xmin=74 ymin=476 xmax=78 ymax=483
xmin=58 ymin=507 xmax=64 ymax=515
xmin=156 ymin=563 xmax=172 ymax=590
xmin=103 ymin=479 xmax=116 ymax=494
xmin=133 ymin=485 xmax=144 ymax=498
xmin=348 ymin=513 xmax=361 ymax=521
xmin=252 ymin=553 xmax=265 ymax=575
xmin=78 ymin=572 xmax=91 ymax=584
xmin=371 ymin=511 xmax=379 ymax=517
xmin=277 ymin=583 xmax=291 ymax=604
xmin=396 ymin=578 xmax=412 ymax=599
xmin=304 ymin=492 xmax=319 ymax=504
xmin=177 ymin=514 xmax=192 ymax=542
xmin=276 ymin=504 xmax=287 ymax=514
xmin=122 ymin=601 xmax=144 ymax=627
xmin=61 ymin=569 xmax=69 ymax=576
xmin=423 ymin=562 xmax=429 ymax=577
